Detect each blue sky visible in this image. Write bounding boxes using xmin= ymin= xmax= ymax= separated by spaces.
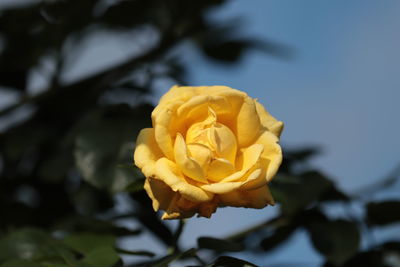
xmin=1 ymin=1 xmax=400 ymax=265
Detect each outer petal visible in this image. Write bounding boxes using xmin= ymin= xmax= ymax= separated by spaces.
xmin=162 ymin=210 xmax=195 ymax=220
xmin=162 ymin=195 xmax=218 ymax=219
xmin=144 ymin=177 xmax=175 ymax=211
xmin=219 ymin=184 xmax=275 ymax=208
xmin=155 ymin=158 xmax=213 ymax=203
xmin=134 ymin=128 xmax=163 ymax=178
xmin=158 ymin=85 xmax=241 ymax=106
xmin=239 ymin=157 xmax=269 ymax=190
xmin=198 ymin=201 xmax=218 ymax=218
xmin=236 ymin=97 xmax=262 ymax=147
xmin=161 ymin=194 xmax=196 ymax=220
xmin=240 ymin=144 xmax=264 ymax=170
xmin=157 ymin=86 xmax=247 ymax=132
xmin=158 ymin=85 xmax=203 ymax=106
xmin=256 ymin=130 xmax=283 ymax=182
xmin=201 ymin=168 xmax=262 ymax=194
xmin=153 ymin=105 xmax=176 ymax=160
xmin=255 ymin=100 xmax=284 ymax=137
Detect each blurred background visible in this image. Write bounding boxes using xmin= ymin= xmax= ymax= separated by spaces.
xmin=0 ymin=0 xmax=399 ymax=266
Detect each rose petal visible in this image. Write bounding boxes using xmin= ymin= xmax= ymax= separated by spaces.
xmin=134 ymin=128 xmax=163 ymax=177
xmin=219 ymin=184 xmax=274 ymax=208
xmin=186 ymin=107 xmax=217 ymax=146
xmin=239 ymin=158 xmax=270 ymax=190
xmin=236 ymin=96 xmax=262 ymax=147
xmin=153 ymin=106 xmax=175 ymax=160
xmin=187 ymin=143 xmax=213 ymax=171
xmin=198 ymin=201 xmax=218 ymax=218
xmin=241 ymin=143 xmax=264 ymax=170
xmin=161 ymin=194 xmax=196 ymax=220
xmin=201 ymin=168 xmax=262 ymax=194
xmin=159 ymin=85 xmax=241 ymax=106
xmin=208 ymin=121 xmax=237 ymax=164
xmin=256 ymin=130 xmax=283 ymax=182
xmin=176 ymin=94 xmax=231 ymax=125
xmin=217 ymin=143 xmax=264 ymax=183
xmin=144 ymin=177 xmax=175 ymax=211
xmin=255 ymin=100 xmax=284 ymax=137
xmin=155 ymin=157 xmax=213 ymax=202
xmin=207 ymin=158 xmax=235 ymax=182
xmin=174 ymin=133 xmax=207 ymax=183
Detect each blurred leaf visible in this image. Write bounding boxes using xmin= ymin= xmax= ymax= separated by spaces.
xmin=284 ymin=147 xmax=321 ymax=163
xmin=54 ymin=216 xmax=141 ymax=237
xmin=198 ymin=237 xmax=244 ymax=253
xmin=71 ymin=184 xmax=115 ymax=216
xmin=99 ymin=0 xmax=157 ymax=29
xmin=0 ymin=259 xmax=43 ymax=267
xmin=63 ymin=233 xmax=116 ymax=255
xmin=367 ymin=201 xmax=400 ymax=226
xmin=115 ymin=248 xmax=155 ymax=257
xmin=202 ymin=40 xmax=253 ymax=62
xmin=381 ymin=241 xmax=400 ymax=253
xmin=280 ymin=147 xmax=321 ymax=173
xmin=210 ymin=256 xmax=258 ymax=267
xmin=318 ymin=186 xmax=349 ymax=202
xmin=259 ymin=224 xmax=298 ymax=252
xmin=271 ymin=171 xmax=332 ymax=215
xmin=125 ymin=178 xmax=145 ymax=193
xmin=74 ymin=104 xmax=152 ymax=193
xmin=81 ymin=246 xmax=121 ymax=267
xmin=0 ymin=228 xmax=73 ymax=264
xmin=307 ymin=219 xmax=360 ymax=265
xmin=341 ymin=250 xmax=385 ymax=267
xmin=37 ymin=152 xmax=73 ymax=184
xmin=259 ymin=209 xmax=326 ymax=252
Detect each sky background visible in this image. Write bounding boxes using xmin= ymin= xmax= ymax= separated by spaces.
xmin=1 ymin=0 xmax=400 ymax=266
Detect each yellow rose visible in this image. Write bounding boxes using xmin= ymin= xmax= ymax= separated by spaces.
xmin=134 ymin=86 xmax=283 ymax=219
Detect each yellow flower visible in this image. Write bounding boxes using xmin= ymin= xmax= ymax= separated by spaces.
xmin=134 ymin=86 xmax=283 ymax=219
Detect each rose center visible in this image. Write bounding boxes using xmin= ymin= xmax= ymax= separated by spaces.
xmin=185 ymin=108 xmax=237 ymax=182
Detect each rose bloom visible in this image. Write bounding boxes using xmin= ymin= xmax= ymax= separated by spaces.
xmin=134 ymin=86 xmax=283 ymax=219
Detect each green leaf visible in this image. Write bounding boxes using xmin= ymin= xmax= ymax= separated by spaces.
xmin=81 ymin=246 xmax=121 ymax=267
xmin=63 ymin=233 xmax=116 ymax=255
xmin=366 ymin=201 xmax=400 ymax=226
xmin=270 ymin=171 xmax=332 ymax=215
xmin=54 ymin=216 xmax=141 ymax=237
xmin=0 ymin=260 xmax=43 ymax=267
xmin=341 ymin=251 xmax=385 ymax=267
xmin=197 ymin=237 xmax=244 ymax=253
xmin=124 ymin=178 xmax=145 ymax=193
xmin=259 ymin=224 xmax=298 ymax=251
xmin=115 ymin=248 xmax=154 ymax=257
xmin=211 ymin=256 xmax=258 ymax=267
xmin=381 ymin=241 xmax=400 ymax=253
xmin=0 ymin=228 xmax=72 ymax=263
xmin=74 ymin=104 xmax=152 ymax=193
xmin=307 ymin=219 xmax=360 ymax=265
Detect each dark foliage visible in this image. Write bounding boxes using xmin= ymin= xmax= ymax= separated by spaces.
xmin=0 ymin=1 xmax=399 ymax=266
